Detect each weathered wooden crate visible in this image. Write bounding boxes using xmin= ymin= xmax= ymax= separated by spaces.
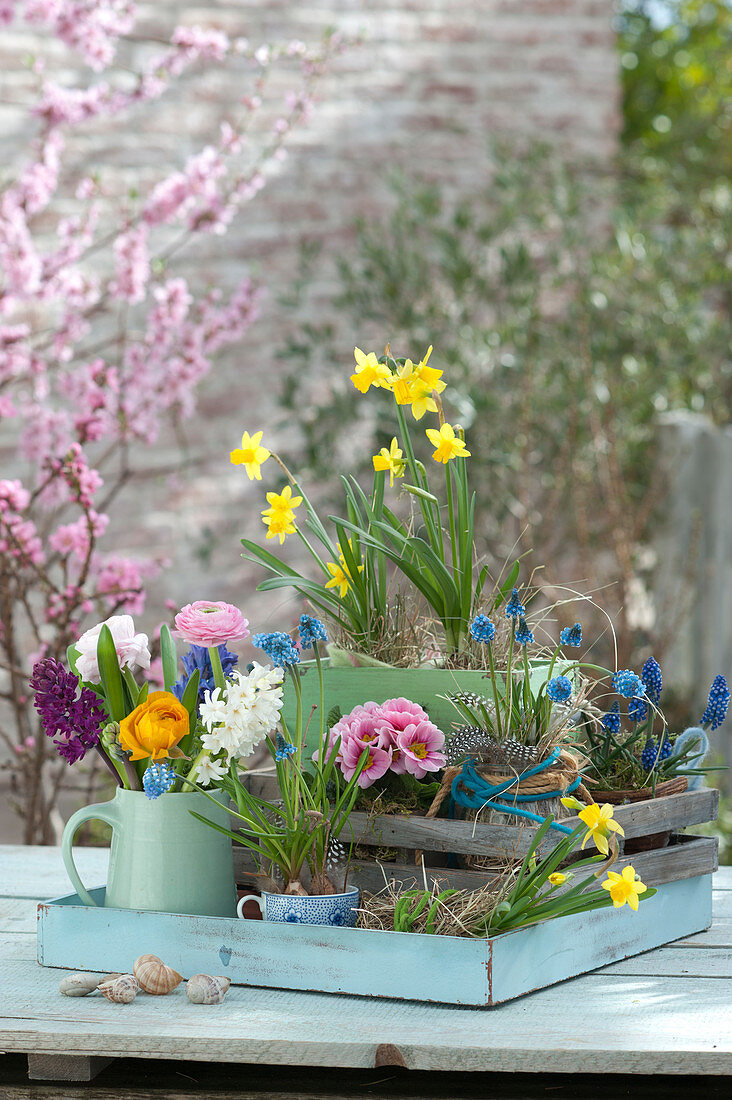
xmin=37 ymin=870 xmax=713 ymax=1007
xmin=240 ymin=772 xmax=719 ymax=894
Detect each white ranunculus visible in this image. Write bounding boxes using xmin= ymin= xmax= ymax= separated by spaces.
xmin=75 ymin=615 xmax=151 ymax=683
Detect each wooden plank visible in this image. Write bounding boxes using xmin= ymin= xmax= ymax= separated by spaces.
xmin=0 ymin=965 xmax=730 ymax=1074
xmin=27 ymin=1053 xmax=114 ymax=1082
xmin=0 ymin=845 xmax=108 ymax=901
xmin=346 ymin=789 xmax=719 ymax=859
xmin=347 ymin=836 xmax=719 ymax=895
xmin=0 ymin=899 xmax=41 ymax=934
xmin=0 ymin=932 xmax=37 ymax=960
xmin=602 ymin=945 xmax=732 ymax=978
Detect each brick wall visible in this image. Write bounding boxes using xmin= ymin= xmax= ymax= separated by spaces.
xmin=0 ymin=1 xmax=620 ymax=639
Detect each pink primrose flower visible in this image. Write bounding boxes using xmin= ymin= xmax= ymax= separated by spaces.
xmin=174 ymin=600 xmax=249 ymax=647
xmin=396 ymin=721 xmax=446 ymax=780
xmin=339 ymin=736 xmax=392 ymax=789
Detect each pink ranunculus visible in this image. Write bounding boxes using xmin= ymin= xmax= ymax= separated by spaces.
xmin=75 ymin=614 xmax=151 ymax=683
xmin=174 ymin=600 xmax=249 ymax=647
xmin=340 ymin=737 xmax=392 ymax=789
xmin=396 ymin=720 xmax=446 ymax=780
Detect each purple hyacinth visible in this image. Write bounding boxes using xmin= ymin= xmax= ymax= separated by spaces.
xmin=30 ymin=657 xmax=106 ymax=765
xmin=641 ymin=657 xmax=663 ymax=705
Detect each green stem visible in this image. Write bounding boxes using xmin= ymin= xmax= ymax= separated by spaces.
xmin=486 ymin=642 xmax=504 ymax=740
xmin=208 ymin=646 xmax=226 ymax=692
xmin=313 ymin=642 xmax=326 ymax=763
xmin=505 ymin=620 xmax=516 ymax=736
xmin=395 ymin=403 xmax=443 ymax=559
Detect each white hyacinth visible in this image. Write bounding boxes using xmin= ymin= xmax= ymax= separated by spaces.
xmin=199 ymin=662 xmax=284 ymax=763
xmin=194 ymin=754 xmax=229 ymax=788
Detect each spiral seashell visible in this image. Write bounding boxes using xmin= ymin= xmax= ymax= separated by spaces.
xmin=98 ymin=975 xmax=139 ymax=1004
xmin=59 ymin=972 xmax=102 ymax=997
xmin=185 ymin=974 xmax=230 ymax=1005
xmin=133 ymin=954 xmax=183 ymax=995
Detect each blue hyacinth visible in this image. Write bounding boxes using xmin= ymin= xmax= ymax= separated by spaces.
xmin=701 ymin=675 xmax=730 ymax=731
xmin=172 ymin=643 xmax=238 ymax=704
xmin=641 ymin=657 xmax=663 ymax=705
xmin=515 ymin=616 xmax=534 ymax=646
xmin=560 ymin=623 xmax=582 ymax=648
xmin=612 ymin=669 xmax=646 ymax=699
xmin=505 ymin=588 xmax=525 ymax=619
xmin=642 ymin=735 xmax=672 ymax=771
xmin=275 ymin=732 xmax=297 ymax=761
xmin=298 ymin=614 xmax=328 ymax=650
xmin=600 ymin=702 xmax=621 ymax=734
xmin=252 ymin=631 xmax=301 ymax=667
xmin=143 ymin=762 xmax=176 ymax=800
xmin=546 ymin=675 xmax=572 ymax=703
xmin=469 ymin=614 xmax=496 ymax=644
xmin=629 ymin=695 xmax=649 ymax=723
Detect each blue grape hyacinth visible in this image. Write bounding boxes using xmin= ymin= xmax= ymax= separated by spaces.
xmin=515 ymin=616 xmax=534 ymax=646
xmin=701 ymin=675 xmax=729 ymax=731
xmin=546 ymin=675 xmax=572 ymax=703
xmin=143 ymin=762 xmax=176 ymax=800
xmin=641 ymin=657 xmax=663 ymax=705
xmin=275 ymin=733 xmax=297 ymax=761
xmin=629 ymin=695 xmax=649 ymax=724
xmin=469 ymin=614 xmax=496 ymax=644
xmin=612 ymin=669 xmax=646 ymax=699
xmin=505 ymin=588 xmax=525 ymax=619
xmin=252 ymin=631 xmax=301 ymax=667
xmin=600 ymin=702 xmax=621 ymax=734
xmin=298 ymin=615 xmax=328 ymax=650
xmin=560 ymin=623 xmax=582 ymax=647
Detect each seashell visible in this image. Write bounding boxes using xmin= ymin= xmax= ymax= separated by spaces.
xmin=185 ymin=974 xmax=230 ymax=1005
xmin=133 ymin=954 xmax=183 ymax=995
xmin=98 ymin=975 xmax=139 ymax=1004
xmin=59 ymin=972 xmax=102 ymax=997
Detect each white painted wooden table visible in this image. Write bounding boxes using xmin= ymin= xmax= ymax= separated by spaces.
xmin=0 ymin=845 xmax=730 ymax=1082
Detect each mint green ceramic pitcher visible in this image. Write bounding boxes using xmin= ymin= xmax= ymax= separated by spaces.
xmin=61 ymin=788 xmax=237 ymax=917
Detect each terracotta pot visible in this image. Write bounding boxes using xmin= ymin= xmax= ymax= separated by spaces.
xmin=593 ymin=776 xmax=688 ymax=853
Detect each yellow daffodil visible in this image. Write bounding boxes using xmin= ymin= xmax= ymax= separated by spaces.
xmin=407 ymin=379 xmax=440 ymax=421
xmin=548 ymin=872 xmax=567 ymax=886
xmin=601 ymin=865 xmax=648 ymax=911
xmin=324 ymin=560 xmax=351 ymax=598
xmin=578 ymin=802 xmax=624 ymax=856
xmin=262 ymin=509 xmax=297 ymax=544
xmin=324 ymin=540 xmax=364 ymax=598
xmin=372 ymin=437 xmax=406 ymax=486
xmin=230 ymin=430 xmax=270 ymax=481
xmin=425 ymin=422 xmax=471 ymax=464
xmin=263 ymin=484 xmax=303 ymax=516
xmin=351 ymin=347 xmax=392 ymax=394
xmin=390 ymin=361 xmax=418 ymax=406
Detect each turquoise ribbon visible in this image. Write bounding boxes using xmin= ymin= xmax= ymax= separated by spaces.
xmin=450 ymin=746 xmax=581 ymax=834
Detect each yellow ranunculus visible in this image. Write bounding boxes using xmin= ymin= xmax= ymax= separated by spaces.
xmin=601 ymin=865 xmax=648 ymax=911
xmin=119 ymin=691 xmax=189 ymax=762
xmin=230 ymin=430 xmax=270 ymax=480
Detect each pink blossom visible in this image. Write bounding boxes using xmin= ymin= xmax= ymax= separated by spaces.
xmin=396 ymin=722 xmax=446 ymax=780
xmin=94 ymin=553 xmax=156 ymax=614
xmin=75 ymin=614 xmax=151 ymax=683
xmin=339 ymin=737 xmax=392 ymax=789
xmin=174 ymin=600 xmax=250 ymax=647
xmin=110 ymin=225 xmax=149 ymax=303
xmin=49 ymin=510 xmax=108 ymax=560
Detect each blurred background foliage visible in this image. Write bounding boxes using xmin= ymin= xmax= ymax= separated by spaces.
xmin=276 ymin=0 xmax=730 ymax=678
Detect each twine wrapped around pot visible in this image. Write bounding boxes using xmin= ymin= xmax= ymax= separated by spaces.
xmin=427 ymin=746 xmax=592 ymax=824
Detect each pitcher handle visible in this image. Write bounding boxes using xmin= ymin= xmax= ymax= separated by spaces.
xmin=237 ymin=894 xmax=264 ymax=919
xmin=61 ymin=801 xmax=120 ymax=907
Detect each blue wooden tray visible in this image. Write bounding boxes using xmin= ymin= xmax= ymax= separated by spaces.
xmin=36 ymin=873 xmax=712 ymax=1007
